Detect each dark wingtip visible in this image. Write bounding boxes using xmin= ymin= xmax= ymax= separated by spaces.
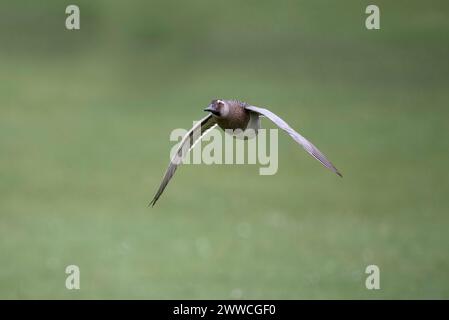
xmin=148 ymin=198 xmax=157 ymax=207
xmin=336 ymin=170 xmax=343 ymax=178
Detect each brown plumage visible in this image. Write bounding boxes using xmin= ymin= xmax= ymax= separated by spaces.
xmin=214 ymin=100 xmax=250 ymax=130
xmin=149 ymin=99 xmax=342 ymax=206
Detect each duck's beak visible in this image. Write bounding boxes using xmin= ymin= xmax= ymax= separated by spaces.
xmin=204 ymin=106 xmax=219 ymax=115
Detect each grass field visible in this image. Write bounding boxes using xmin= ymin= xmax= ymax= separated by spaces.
xmin=1 ymin=0 xmax=449 ymax=299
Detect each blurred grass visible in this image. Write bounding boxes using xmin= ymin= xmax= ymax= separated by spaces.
xmin=0 ymin=0 xmax=449 ymax=299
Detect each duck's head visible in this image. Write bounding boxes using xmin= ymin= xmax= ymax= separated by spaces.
xmin=204 ymin=99 xmax=229 ymax=118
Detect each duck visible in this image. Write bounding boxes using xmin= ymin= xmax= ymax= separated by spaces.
xmin=150 ymin=99 xmax=342 ymax=206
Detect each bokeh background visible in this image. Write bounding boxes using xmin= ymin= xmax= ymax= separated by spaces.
xmin=1 ymin=0 xmax=448 ymax=299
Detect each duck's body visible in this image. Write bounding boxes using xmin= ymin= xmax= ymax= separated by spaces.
xmin=212 ymin=100 xmax=250 ymax=130
xmin=206 ymin=100 xmax=260 ymax=139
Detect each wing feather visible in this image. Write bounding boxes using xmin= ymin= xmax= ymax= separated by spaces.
xmin=245 ymin=105 xmax=342 ymax=177
xmin=150 ymin=114 xmax=217 ymax=206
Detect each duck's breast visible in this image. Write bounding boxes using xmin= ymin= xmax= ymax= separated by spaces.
xmin=217 ymin=105 xmax=250 ymax=130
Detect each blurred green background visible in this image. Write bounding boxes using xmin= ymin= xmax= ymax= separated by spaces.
xmin=1 ymin=0 xmax=448 ymax=299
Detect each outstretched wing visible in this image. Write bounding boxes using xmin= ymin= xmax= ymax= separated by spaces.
xmin=150 ymin=114 xmax=217 ymax=206
xmin=245 ymin=105 xmax=342 ymax=177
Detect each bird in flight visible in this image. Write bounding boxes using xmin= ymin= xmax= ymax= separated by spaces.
xmin=150 ymin=99 xmax=342 ymax=206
